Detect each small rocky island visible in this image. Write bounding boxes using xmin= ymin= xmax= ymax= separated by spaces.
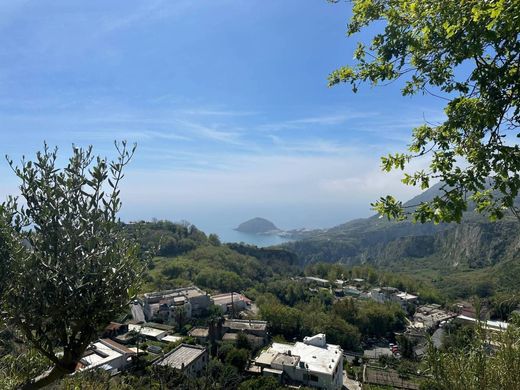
xmin=234 ymin=217 xmax=280 ymax=235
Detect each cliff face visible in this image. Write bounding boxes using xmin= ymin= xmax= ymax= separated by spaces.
xmin=286 ymin=219 xmax=519 ymax=268
xmin=284 ymin=184 xmax=520 ymax=270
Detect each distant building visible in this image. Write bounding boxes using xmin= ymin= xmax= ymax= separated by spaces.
xmin=455 ymin=300 xmax=490 ymax=320
xmin=370 ymin=287 xmax=418 ymax=309
xmin=188 ymin=327 xmax=210 ymax=344
xmin=456 ymin=315 xmax=509 ymax=333
xmin=344 ymin=286 xmax=361 ymax=298
xmin=212 ymin=292 xmax=251 ymax=314
xmin=303 ymin=276 xmax=330 ymax=287
xmin=103 ymin=322 xmax=129 ymax=339
xmin=154 ymin=344 xmax=208 ymax=376
xmin=393 ymin=292 xmax=418 ymax=309
xmin=128 ymin=323 xmax=169 ymax=341
xmin=223 ymin=319 xmax=269 ymax=347
xmin=223 ymin=319 xmax=268 ymax=338
xmin=143 ymin=286 xmax=211 ymax=323
xmin=410 ymin=304 xmax=457 ymax=331
xmin=335 ymin=279 xmax=346 ymax=288
xmin=253 ymin=334 xmax=343 ymax=390
xmin=369 ymin=287 xmax=389 ymax=303
xmin=78 ymin=339 xmax=135 ymax=373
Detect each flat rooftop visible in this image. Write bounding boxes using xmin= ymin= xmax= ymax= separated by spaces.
xmin=212 ymin=292 xmax=250 ymax=304
xmin=128 ymin=324 xmax=166 ymax=339
xmin=80 ymin=339 xmax=134 ymax=371
xmin=155 ymin=344 xmax=206 ymax=370
xmin=260 ymin=340 xmax=342 ymax=375
xmin=304 ymin=276 xmax=330 ymax=284
xmin=396 ymin=292 xmax=418 ymax=300
xmin=189 ymin=327 xmax=209 ymax=337
xmin=224 ymin=319 xmax=267 ymax=331
xmin=144 ymin=286 xmax=207 ymax=300
xmin=81 ymin=341 xmax=121 ymax=369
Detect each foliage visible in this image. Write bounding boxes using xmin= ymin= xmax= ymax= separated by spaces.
xmin=330 ymin=0 xmax=520 ymax=223
xmin=423 ymin=316 xmax=520 ymax=390
xmin=0 ymin=348 xmax=50 ymax=390
xmin=143 ymin=241 xmax=297 ymax=294
xmin=238 ymin=376 xmax=284 ymax=390
xmin=124 ymin=219 xmax=210 ymax=258
xmin=225 ymin=348 xmax=250 ymax=371
xmin=356 ymin=301 xmax=406 ymax=337
xmin=0 ymin=143 xmax=142 ymax=388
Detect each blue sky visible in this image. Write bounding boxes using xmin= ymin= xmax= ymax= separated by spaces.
xmin=0 ymin=0 xmax=446 ymax=231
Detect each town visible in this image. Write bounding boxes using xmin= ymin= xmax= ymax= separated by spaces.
xmin=74 ymin=275 xmax=512 ymax=390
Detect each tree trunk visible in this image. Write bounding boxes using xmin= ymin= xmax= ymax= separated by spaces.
xmin=20 ymin=363 xmax=73 ymax=390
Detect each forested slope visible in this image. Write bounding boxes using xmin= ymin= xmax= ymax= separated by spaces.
xmin=284 ymin=184 xmax=520 ymax=293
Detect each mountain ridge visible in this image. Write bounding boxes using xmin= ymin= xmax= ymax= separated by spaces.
xmin=283 ymin=184 xmax=520 ymax=276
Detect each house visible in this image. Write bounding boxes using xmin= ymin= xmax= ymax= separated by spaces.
xmin=411 ymin=304 xmax=457 ymax=330
xmin=212 ymin=292 xmax=251 ymax=314
xmin=223 ymin=319 xmax=268 ymax=338
xmin=253 ymin=334 xmax=343 ymax=390
xmin=128 ymin=323 xmax=168 ymax=341
xmin=343 ymin=286 xmax=361 ymax=298
xmin=222 ymin=319 xmax=269 ymax=347
xmin=334 ymin=279 xmax=346 ymax=288
xmin=154 ymin=344 xmax=208 ymax=376
xmin=370 ymin=287 xmax=418 ymax=309
xmin=188 ymin=327 xmax=210 ymax=344
xmin=78 ymin=339 xmax=135 ymax=373
xmin=143 ymin=286 xmax=211 ymax=323
xmin=103 ymin=322 xmax=129 ymax=339
xmin=303 ymin=276 xmax=330 ymax=287
xmin=455 ymin=300 xmax=490 ymax=320
xmin=393 ymin=292 xmax=418 ymax=309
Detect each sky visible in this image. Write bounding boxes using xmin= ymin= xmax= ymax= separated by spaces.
xmin=0 ymin=0 xmax=446 ymax=232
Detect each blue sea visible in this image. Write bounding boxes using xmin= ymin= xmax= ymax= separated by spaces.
xmin=195 ymin=221 xmax=292 ymax=247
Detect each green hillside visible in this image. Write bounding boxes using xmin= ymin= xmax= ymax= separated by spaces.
xmin=283 ymin=185 xmax=520 ymax=296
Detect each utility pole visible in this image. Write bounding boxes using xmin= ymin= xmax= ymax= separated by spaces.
xmin=230 ymin=291 xmax=235 ymax=319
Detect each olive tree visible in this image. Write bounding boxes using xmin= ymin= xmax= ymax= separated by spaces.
xmin=329 ymin=0 xmax=520 ymax=223
xmin=0 ymin=142 xmax=142 ymax=388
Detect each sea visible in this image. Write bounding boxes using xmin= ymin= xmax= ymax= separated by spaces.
xmin=194 ymin=221 xmax=292 ymax=247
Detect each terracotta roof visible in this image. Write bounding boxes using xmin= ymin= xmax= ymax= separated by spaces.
xmin=100 ymin=338 xmax=136 ymax=355
xmin=105 ymin=322 xmax=124 ymax=331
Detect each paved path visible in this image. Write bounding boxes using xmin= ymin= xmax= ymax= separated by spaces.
xmin=343 ymin=371 xmax=362 ymax=390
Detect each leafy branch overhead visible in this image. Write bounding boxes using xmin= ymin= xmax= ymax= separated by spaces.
xmin=0 ymin=142 xmax=143 ymax=389
xmin=329 ymin=0 xmax=520 ymax=223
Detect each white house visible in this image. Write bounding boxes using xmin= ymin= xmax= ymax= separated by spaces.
xmin=254 ymin=334 xmax=343 ymax=390
xmin=78 ymin=339 xmax=135 ymax=373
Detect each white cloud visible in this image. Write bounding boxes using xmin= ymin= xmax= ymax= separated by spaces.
xmin=259 ymin=111 xmax=377 ymax=132
xmin=118 ymin=152 xmax=424 ymax=227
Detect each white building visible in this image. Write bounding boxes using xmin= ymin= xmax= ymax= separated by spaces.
xmin=128 ymin=323 xmax=168 ymax=341
xmin=457 ymin=315 xmax=509 ymax=332
xmin=393 ymin=292 xmax=418 ymax=309
xmin=78 ymin=339 xmax=135 ymax=373
xmin=212 ymin=292 xmax=250 ymax=314
xmin=254 ymin=334 xmax=343 ymax=390
xmin=143 ymin=286 xmax=211 ymax=323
